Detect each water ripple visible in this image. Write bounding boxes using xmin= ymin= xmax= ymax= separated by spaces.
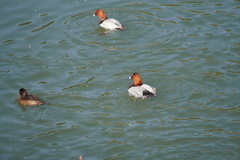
xmin=62 ymin=77 xmax=97 ymax=90
xmin=31 ymin=21 xmax=55 ymax=32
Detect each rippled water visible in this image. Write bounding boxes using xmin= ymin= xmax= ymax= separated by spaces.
xmin=1 ymin=0 xmax=240 ymax=159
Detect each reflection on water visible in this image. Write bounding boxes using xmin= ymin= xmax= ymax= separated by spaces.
xmin=0 ymin=0 xmax=240 ymax=159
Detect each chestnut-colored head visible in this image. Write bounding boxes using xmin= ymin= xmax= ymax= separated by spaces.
xmin=130 ymin=73 xmax=143 ymax=86
xmin=95 ymin=9 xmax=107 ymax=21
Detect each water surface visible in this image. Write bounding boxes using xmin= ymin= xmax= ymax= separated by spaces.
xmin=0 ymin=0 xmax=240 ymax=159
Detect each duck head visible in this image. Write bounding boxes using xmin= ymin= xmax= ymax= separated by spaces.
xmin=129 ymin=73 xmax=143 ymax=86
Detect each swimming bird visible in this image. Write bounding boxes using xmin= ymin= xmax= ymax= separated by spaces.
xmin=128 ymin=73 xmax=156 ymax=99
xmin=93 ymin=9 xmax=125 ymax=30
xmin=18 ymin=88 xmax=44 ymax=106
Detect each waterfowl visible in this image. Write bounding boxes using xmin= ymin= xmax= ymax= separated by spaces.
xmin=93 ymin=9 xmax=125 ymax=30
xmin=18 ymin=88 xmax=44 ymax=106
xmin=128 ymin=73 xmax=156 ymax=99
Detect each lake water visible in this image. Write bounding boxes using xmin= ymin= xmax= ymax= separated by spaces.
xmin=0 ymin=0 xmax=240 ymax=159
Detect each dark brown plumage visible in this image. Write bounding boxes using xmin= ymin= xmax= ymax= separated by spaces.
xmin=18 ymin=88 xmax=44 ymax=106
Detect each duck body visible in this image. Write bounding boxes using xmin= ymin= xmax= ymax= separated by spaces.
xmin=94 ymin=9 xmax=125 ymax=30
xmin=100 ymin=18 xmax=123 ymax=30
xmin=128 ymin=73 xmax=156 ymax=99
xmin=128 ymin=84 xmax=156 ymax=98
xmin=18 ymin=88 xmax=44 ymax=106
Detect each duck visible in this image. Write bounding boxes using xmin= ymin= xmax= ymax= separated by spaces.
xmin=128 ymin=73 xmax=156 ymax=99
xmin=93 ymin=9 xmax=125 ymax=30
xmin=18 ymin=88 xmax=44 ymax=106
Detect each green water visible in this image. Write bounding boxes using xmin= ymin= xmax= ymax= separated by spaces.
xmin=0 ymin=0 xmax=240 ymax=159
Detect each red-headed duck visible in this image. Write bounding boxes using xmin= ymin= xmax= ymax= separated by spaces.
xmin=128 ymin=73 xmax=156 ymax=99
xmin=93 ymin=9 xmax=125 ymax=30
xmin=18 ymin=88 xmax=44 ymax=106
